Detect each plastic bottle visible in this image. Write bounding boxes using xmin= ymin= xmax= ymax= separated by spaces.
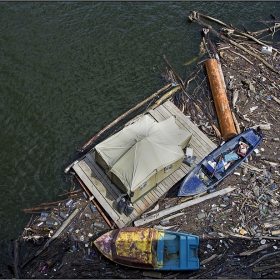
xmin=59 ymin=211 xmax=68 ymax=219
xmin=39 ymin=212 xmax=49 ymax=221
xmin=160 ymin=220 xmax=169 ymax=225
xmin=46 ymin=220 xmax=58 ymax=227
xmin=72 ymin=234 xmax=77 ymax=241
xmin=50 ymin=215 xmax=62 ymax=225
xmin=67 ymin=205 xmax=76 ymax=215
xmin=93 ymin=222 xmax=104 ymax=229
xmin=90 ymin=205 xmax=97 ymax=213
xmin=41 ymin=212 xmax=49 ymax=217
xmin=65 ymin=198 xmax=73 ymax=207
xmin=67 ymin=225 xmax=75 ymax=233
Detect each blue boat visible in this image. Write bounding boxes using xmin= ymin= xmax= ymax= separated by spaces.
xmin=178 ymin=128 xmax=263 ymax=197
xmin=94 ymin=227 xmax=200 ymax=271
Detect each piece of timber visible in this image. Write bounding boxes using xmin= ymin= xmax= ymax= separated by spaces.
xmin=134 ymin=186 xmax=236 ymax=227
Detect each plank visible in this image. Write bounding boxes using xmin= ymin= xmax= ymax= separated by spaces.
xmin=134 ymin=186 xmax=237 ymax=226
xmin=74 ymin=162 xmax=122 ymax=222
xmin=85 ymin=152 xmax=122 ymax=198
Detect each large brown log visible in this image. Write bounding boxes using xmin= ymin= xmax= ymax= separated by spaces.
xmin=205 ymin=58 xmax=237 ymax=140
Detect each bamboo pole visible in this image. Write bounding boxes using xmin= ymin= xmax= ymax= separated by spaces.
xmin=77 ymin=84 xmax=172 ymax=153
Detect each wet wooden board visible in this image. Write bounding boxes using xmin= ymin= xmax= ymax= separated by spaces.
xmin=72 ymin=101 xmax=217 ymax=228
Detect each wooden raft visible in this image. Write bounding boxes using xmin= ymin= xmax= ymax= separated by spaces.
xmin=72 ymin=101 xmax=217 ymax=228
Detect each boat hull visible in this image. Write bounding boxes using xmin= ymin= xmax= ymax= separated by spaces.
xmin=94 ymin=227 xmax=200 ymax=271
xmin=178 ymin=128 xmax=263 ymax=197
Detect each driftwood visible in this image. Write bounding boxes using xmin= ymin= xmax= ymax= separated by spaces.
xmin=200 ymin=254 xmax=218 ymax=265
xmin=272 ymin=229 xmax=280 ymax=235
xmin=263 ymin=219 xmax=280 ymax=229
xmin=21 ymin=208 xmax=80 ymax=268
xmin=248 ymin=250 xmax=280 ymax=267
xmin=189 ymin=11 xmax=280 ymax=75
xmin=148 ymin=85 xmax=180 ymax=110
xmin=239 ymin=243 xmax=274 ymax=256
xmin=272 ymin=95 xmax=280 ymax=105
xmin=194 ymin=11 xmax=280 ymax=54
xmin=253 ymin=263 xmax=280 ymax=272
xmin=228 ymin=49 xmax=254 ymax=65
xmin=77 ymin=83 xmax=172 ymax=153
xmin=227 ymin=39 xmax=280 ymax=75
xmin=21 ymin=198 xmax=71 ymax=213
xmin=134 ymin=186 xmax=236 ymax=227
xmin=231 ymin=111 xmax=241 ymax=134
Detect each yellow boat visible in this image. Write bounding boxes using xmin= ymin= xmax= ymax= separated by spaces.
xmin=94 ymin=227 xmax=200 ymax=271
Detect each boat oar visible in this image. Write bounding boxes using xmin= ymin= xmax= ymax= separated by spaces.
xmin=211 ymin=155 xmax=223 ymax=178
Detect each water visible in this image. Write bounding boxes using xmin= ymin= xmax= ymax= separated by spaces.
xmin=0 ymin=1 xmax=279 ymax=277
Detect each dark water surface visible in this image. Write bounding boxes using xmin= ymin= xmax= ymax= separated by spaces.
xmin=1 ymin=1 xmax=279 ymax=277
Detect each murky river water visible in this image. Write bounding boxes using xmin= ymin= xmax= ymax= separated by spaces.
xmin=1 ymin=2 xmax=279 ymax=277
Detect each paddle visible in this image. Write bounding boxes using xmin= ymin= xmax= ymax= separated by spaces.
xmin=211 ymin=155 xmax=223 ymax=178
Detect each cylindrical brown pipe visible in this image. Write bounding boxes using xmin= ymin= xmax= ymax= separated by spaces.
xmin=206 ymin=58 xmax=237 ymax=140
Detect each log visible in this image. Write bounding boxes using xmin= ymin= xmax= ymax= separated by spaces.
xmin=188 ymin=11 xmax=280 ymax=75
xmin=272 ymin=95 xmax=280 ymax=105
xmin=248 ymin=251 xmax=280 ymax=267
xmin=231 ymin=111 xmax=241 ymax=134
xmin=263 ymin=219 xmax=280 ymax=229
xmin=134 ymin=186 xmax=236 ymax=227
xmin=228 ymin=49 xmax=254 ymax=65
xmin=196 ymin=11 xmax=280 ymax=54
xmin=206 ymin=58 xmax=237 ymax=140
xmin=272 ymin=229 xmax=280 ymax=236
xmin=200 ymin=254 xmax=218 ymax=265
xmin=240 ymin=162 xmax=263 ymax=173
xmin=227 ymin=39 xmax=280 ymax=75
xmin=239 ymin=243 xmax=274 ymax=256
xmin=148 ymin=86 xmax=180 ymax=110
xmin=253 ymin=263 xmax=280 ymax=272
xmin=77 ymin=83 xmax=172 ymax=153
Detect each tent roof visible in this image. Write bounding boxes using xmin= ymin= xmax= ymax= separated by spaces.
xmin=95 ymin=115 xmax=190 ymax=192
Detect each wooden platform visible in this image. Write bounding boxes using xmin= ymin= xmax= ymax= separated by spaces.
xmin=72 ymin=101 xmax=217 ymax=228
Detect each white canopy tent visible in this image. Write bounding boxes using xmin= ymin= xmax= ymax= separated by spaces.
xmin=95 ymin=114 xmax=192 ymax=203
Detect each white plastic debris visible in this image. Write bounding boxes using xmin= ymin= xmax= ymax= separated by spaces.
xmin=261 ymin=46 xmax=272 ymax=55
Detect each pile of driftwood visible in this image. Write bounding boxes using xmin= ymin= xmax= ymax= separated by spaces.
xmin=160 ymin=11 xmax=280 ymax=145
